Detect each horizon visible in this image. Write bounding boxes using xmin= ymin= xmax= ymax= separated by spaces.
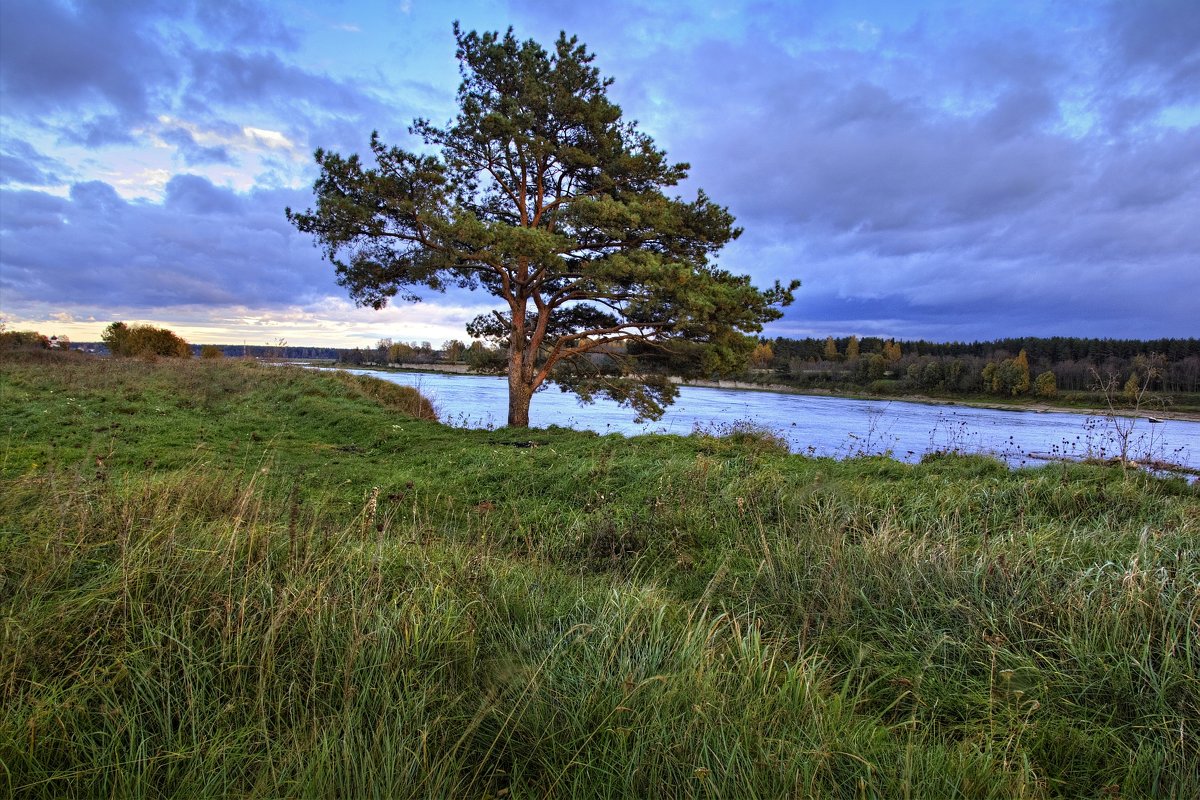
xmin=50 ymin=331 xmax=1200 ymax=353
xmin=2 ymin=0 xmax=1198 ymax=348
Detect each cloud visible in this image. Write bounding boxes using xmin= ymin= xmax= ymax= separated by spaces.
xmin=0 ymin=175 xmax=512 ymax=341
xmin=243 ymin=127 xmax=295 ymax=151
xmin=1106 ymin=0 xmax=1200 ymax=95
xmin=0 ymin=0 xmax=176 ymax=133
xmin=2 ymin=295 xmax=495 ymax=350
xmin=159 ymin=127 xmax=237 ymax=166
xmin=181 ymin=47 xmax=379 ymax=120
xmin=4 ymin=0 xmax=1198 ymax=343
xmin=0 ymin=0 xmax=395 ymax=164
xmin=0 ymin=138 xmax=69 ymax=186
xmin=0 ymin=178 xmax=332 ymax=310
xmin=556 ymin=4 xmax=1199 ymax=339
xmin=192 ymin=0 xmax=299 ymax=49
xmin=163 ymin=174 xmax=245 ymax=215
xmin=1093 ymin=0 xmax=1200 ymax=132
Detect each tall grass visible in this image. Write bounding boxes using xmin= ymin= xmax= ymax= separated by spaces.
xmin=2 ymin=353 xmax=1198 ymax=797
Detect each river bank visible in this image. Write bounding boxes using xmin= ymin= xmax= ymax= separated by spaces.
xmin=675 ymin=377 xmax=1200 ymax=422
xmin=321 ymin=365 xmax=1200 ymax=472
xmin=303 ymin=360 xmax=1200 ymax=422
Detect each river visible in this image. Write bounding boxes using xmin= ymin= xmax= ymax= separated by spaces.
xmin=334 ymin=368 xmax=1200 ymax=471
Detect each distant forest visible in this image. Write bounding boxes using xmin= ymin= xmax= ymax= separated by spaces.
xmin=49 ymin=333 xmax=1200 ymax=400
xmin=327 ymin=334 xmax=1200 ymax=399
xmin=67 ymin=342 xmax=349 ymax=360
xmin=769 ymin=336 xmax=1200 ymax=364
xmin=760 ymin=335 xmax=1200 ymax=397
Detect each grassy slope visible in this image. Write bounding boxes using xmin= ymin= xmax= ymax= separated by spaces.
xmin=2 ymin=352 xmax=1197 ymax=798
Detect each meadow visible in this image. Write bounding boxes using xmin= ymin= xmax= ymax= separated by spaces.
xmin=2 ymin=351 xmax=1197 ymax=798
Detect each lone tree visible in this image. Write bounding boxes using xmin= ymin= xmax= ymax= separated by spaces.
xmin=288 ymin=25 xmax=798 ymax=427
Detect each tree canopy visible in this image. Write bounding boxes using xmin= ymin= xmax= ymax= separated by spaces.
xmin=102 ymin=322 xmax=191 ymax=358
xmin=288 ymin=24 xmax=797 ymax=426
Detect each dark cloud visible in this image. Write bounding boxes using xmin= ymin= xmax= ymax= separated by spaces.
xmin=1096 ymin=0 xmax=1200 ymax=132
xmin=0 ymin=0 xmax=392 ymax=158
xmin=67 ymin=115 xmax=145 ymax=148
xmin=69 ymin=181 xmax=125 ymax=214
xmin=1106 ymin=0 xmax=1200 ymax=95
xmin=0 ymin=178 xmax=334 ymax=310
xmin=556 ymin=5 xmax=1199 ymax=339
xmin=183 ymin=48 xmax=371 ymax=115
xmin=192 ymin=0 xmax=299 ymax=49
xmin=164 ymin=174 xmax=245 ymax=215
xmin=160 ymin=127 xmax=237 ymax=166
xmin=0 ymin=139 xmax=68 ymax=186
xmin=0 ymin=188 xmax=68 ymax=231
xmin=0 ymin=0 xmax=175 ymax=129
xmin=981 ymin=86 xmax=1061 ymax=140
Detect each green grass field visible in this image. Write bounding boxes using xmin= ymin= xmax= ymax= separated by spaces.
xmin=2 ymin=351 xmax=1197 ymax=798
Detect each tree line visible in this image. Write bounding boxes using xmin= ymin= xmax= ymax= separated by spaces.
xmin=332 ymin=332 xmax=1200 ymax=399
xmin=767 ymin=335 xmax=1200 ymax=364
xmin=760 ymin=335 xmax=1200 ymax=397
xmin=10 ymin=322 xmax=1197 ymax=400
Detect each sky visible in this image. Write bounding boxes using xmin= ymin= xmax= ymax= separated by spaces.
xmin=1 ymin=0 xmax=1197 ymax=348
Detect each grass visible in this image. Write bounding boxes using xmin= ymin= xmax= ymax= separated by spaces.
xmin=2 ymin=351 xmax=1198 ymax=798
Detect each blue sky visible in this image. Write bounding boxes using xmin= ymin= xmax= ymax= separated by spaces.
xmin=1 ymin=0 xmax=1197 ymax=347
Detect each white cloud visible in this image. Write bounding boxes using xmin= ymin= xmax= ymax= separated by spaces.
xmin=242 ymin=126 xmax=295 ymax=150
xmin=109 ymin=167 xmax=173 ymax=195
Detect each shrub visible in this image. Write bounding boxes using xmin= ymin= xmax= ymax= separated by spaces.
xmin=0 ymin=330 xmax=50 ymax=350
xmin=103 ymin=322 xmax=191 ymax=358
xmin=692 ymin=419 xmax=790 ymax=455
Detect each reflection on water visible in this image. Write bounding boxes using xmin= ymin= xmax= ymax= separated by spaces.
xmin=333 ymin=368 xmax=1200 ymax=470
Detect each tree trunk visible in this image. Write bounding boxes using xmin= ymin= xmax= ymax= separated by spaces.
xmin=507 ymin=350 xmax=532 ymax=427
xmin=508 ymin=373 xmax=532 ymax=427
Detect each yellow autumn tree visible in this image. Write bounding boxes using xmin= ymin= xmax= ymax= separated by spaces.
xmin=443 ymin=339 xmax=466 ymax=362
xmin=983 ymin=349 xmax=1031 ymax=395
xmin=750 ymin=342 xmax=774 ymax=368
xmin=823 ymin=336 xmax=838 ymax=361
xmin=1013 ymin=349 xmax=1031 ymax=394
xmin=1034 ymin=370 xmax=1057 ymax=397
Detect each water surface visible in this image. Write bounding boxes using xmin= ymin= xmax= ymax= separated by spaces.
xmin=335 ymin=368 xmax=1200 ymax=470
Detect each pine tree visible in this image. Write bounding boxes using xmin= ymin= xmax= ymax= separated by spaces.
xmin=288 ymin=25 xmax=797 ymax=426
